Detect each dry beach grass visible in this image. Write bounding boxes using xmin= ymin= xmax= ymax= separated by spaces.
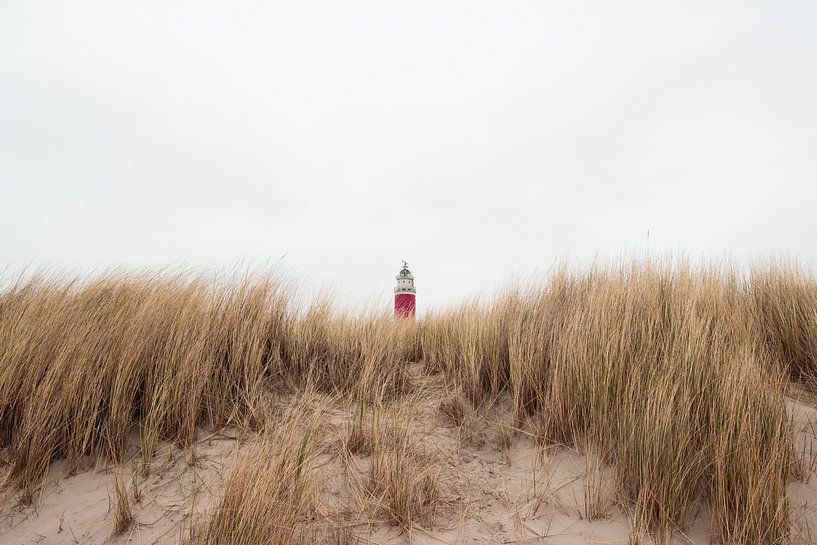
xmin=1 ymin=261 xmax=817 ymax=544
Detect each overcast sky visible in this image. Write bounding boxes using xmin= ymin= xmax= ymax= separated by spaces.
xmin=1 ymin=1 xmax=816 ymax=311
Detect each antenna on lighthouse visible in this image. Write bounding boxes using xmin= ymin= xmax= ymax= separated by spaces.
xmin=394 ymin=261 xmax=416 ymax=320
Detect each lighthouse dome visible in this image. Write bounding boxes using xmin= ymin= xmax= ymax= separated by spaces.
xmin=397 ymin=262 xmax=413 ymax=279
xmin=394 ymin=261 xmax=416 ymax=294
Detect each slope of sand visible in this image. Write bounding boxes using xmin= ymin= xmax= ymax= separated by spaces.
xmin=2 ymin=373 xmax=816 ymax=544
xmin=0 ymin=431 xmax=238 ymax=544
xmin=787 ymin=387 xmax=817 ymax=543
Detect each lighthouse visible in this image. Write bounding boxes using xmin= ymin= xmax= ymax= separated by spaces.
xmin=394 ymin=261 xmax=416 ymax=320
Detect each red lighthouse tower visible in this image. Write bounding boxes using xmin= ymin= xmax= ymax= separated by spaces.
xmin=394 ymin=261 xmax=416 ymax=320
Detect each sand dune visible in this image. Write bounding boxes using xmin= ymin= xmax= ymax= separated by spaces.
xmin=3 ymin=370 xmax=815 ymax=545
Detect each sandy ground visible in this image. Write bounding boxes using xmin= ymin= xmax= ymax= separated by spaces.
xmin=0 ymin=430 xmax=239 ymax=545
xmin=2 ymin=375 xmax=816 ymax=545
xmin=787 ymin=386 xmax=817 ymax=544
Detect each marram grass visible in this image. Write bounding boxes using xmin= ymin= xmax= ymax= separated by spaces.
xmin=1 ymin=261 xmax=816 ymax=543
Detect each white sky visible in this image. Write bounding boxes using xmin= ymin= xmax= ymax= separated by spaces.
xmin=2 ymin=1 xmax=816 ymax=312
